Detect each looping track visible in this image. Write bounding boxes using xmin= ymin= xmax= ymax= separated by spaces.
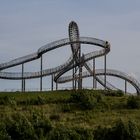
xmin=0 ymin=21 xmax=140 ymax=94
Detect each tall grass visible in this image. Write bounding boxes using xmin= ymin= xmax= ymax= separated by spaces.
xmin=0 ymin=90 xmax=140 ymax=139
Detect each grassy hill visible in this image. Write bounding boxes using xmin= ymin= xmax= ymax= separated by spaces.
xmin=0 ymin=89 xmax=140 ymax=140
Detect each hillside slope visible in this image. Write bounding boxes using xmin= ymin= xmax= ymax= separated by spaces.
xmin=0 ymin=90 xmax=140 ymax=140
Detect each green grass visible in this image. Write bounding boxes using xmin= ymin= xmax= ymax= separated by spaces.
xmin=0 ymin=89 xmax=140 ymax=139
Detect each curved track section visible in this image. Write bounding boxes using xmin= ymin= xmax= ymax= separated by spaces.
xmin=0 ymin=37 xmax=110 ymax=79
xmin=0 ymin=21 xmax=140 ymax=94
xmin=57 ymin=69 xmax=140 ymax=94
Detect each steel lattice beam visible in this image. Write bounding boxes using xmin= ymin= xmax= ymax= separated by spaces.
xmin=0 ymin=21 xmax=140 ymax=94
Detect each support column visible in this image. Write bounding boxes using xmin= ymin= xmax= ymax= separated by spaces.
xmin=21 ymin=63 xmax=24 ymax=92
xmin=74 ymin=65 xmax=77 ymax=90
xmin=78 ymin=45 xmax=82 ymax=90
xmin=78 ymin=66 xmax=82 ymax=90
xmin=93 ymin=58 xmax=96 ymax=89
xmin=72 ymin=60 xmax=77 ymax=90
xmin=56 ymin=81 xmax=58 ymax=90
xmin=104 ymin=53 xmax=107 ymax=90
xmin=125 ymin=80 xmax=127 ymax=94
xmin=51 ymin=74 xmax=54 ymax=91
xmin=72 ymin=61 xmax=75 ymax=90
xmin=95 ymin=80 xmax=97 ymax=89
xmin=23 ymin=79 xmax=25 ymax=92
xmin=40 ymin=55 xmax=43 ymax=91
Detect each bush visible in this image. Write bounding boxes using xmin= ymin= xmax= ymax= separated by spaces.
xmin=127 ymin=96 xmax=140 ymax=109
xmin=47 ymin=126 xmax=81 ymax=140
xmin=61 ymin=104 xmax=71 ymax=112
xmin=75 ymin=128 xmax=94 ymax=140
xmin=46 ymin=126 xmax=94 ymax=140
xmin=102 ymin=90 xmax=124 ymax=97
xmin=5 ymin=113 xmax=35 ymax=140
xmin=50 ymin=114 xmax=61 ymax=121
xmin=36 ymin=95 xmax=46 ymax=105
xmin=95 ymin=93 xmax=104 ymax=103
xmin=30 ymin=112 xmax=52 ymax=139
xmin=93 ymin=119 xmax=139 ymax=140
xmin=116 ymin=90 xmax=124 ymax=96
xmin=0 ymin=122 xmax=11 ymax=140
xmin=19 ymin=95 xmax=47 ymax=105
xmin=70 ymin=91 xmax=97 ymax=110
xmin=69 ymin=92 xmax=82 ymax=103
xmin=80 ymin=95 xmax=96 ymax=110
xmin=0 ymin=96 xmax=16 ymax=105
xmin=0 ymin=112 xmax=52 ymax=140
xmin=29 ymin=95 xmax=47 ymax=105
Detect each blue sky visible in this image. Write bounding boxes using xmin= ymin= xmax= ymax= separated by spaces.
xmin=0 ymin=0 xmax=140 ymax=92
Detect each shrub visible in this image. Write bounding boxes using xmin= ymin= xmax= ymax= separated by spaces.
xmin=95 ymin=93 xmax=104 ymax=103
xmin=70 ymin=91 xmax=97 ymax=110
xmin=69 ymin=92 xmax=81 ymax=103
xmin=75 ymin=128 xmax=94 ymax=140
xmin=102 ymin=90 xmax=124 ymax=97
xmin=1 ymin=112 xmax=52 ymax=140
xmin=116 ymin=90 xmax=124 ymax=96
xmin=30 ymin=112 xmax=52 ymax=139
xmin=127 ymin=96 xmax=140 ymax=109
xmin=22 ymin=95 xmax=47 ymax=105
xmin=46 ymin=126 xmax=94 ymax=140
xmin=80 ymin=95 xmax=96 ymax=110
xmin=5 ymin=113 xmax=35 ymax=140
xmin=34 ymin=95 xmax=46 ymax=105
xmin=61 ymin=104 xmax=71 ymax=112
xmin=0 ymin=122 xmax=11 ymax=140
xmin=93 ymin=119 xmax=139 ymax=140
xmin=46 ymin=126 xmax=81 ymax=140
xmin=0 ymin=96 xmax=16 ymax=105
xmin=50 ymin=114 xmax=61 ymax=121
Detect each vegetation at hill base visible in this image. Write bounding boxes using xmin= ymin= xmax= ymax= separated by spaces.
xmin=0 ymin=89 xmax=140 ymax=140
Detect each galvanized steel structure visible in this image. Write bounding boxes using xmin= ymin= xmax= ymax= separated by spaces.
xmin=0 ymin=21 xmax=140 ymax=94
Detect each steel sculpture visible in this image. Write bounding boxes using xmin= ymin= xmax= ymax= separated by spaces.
xmin=0 ymin=21 xmax=140 ymax=94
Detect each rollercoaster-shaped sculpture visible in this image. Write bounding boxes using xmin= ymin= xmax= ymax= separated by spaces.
xmin=0 ymin=21 xmax=140 ymax=95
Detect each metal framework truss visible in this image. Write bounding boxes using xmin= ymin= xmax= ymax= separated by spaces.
xmin=0 ymin=21 xmax=140 ymax=94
